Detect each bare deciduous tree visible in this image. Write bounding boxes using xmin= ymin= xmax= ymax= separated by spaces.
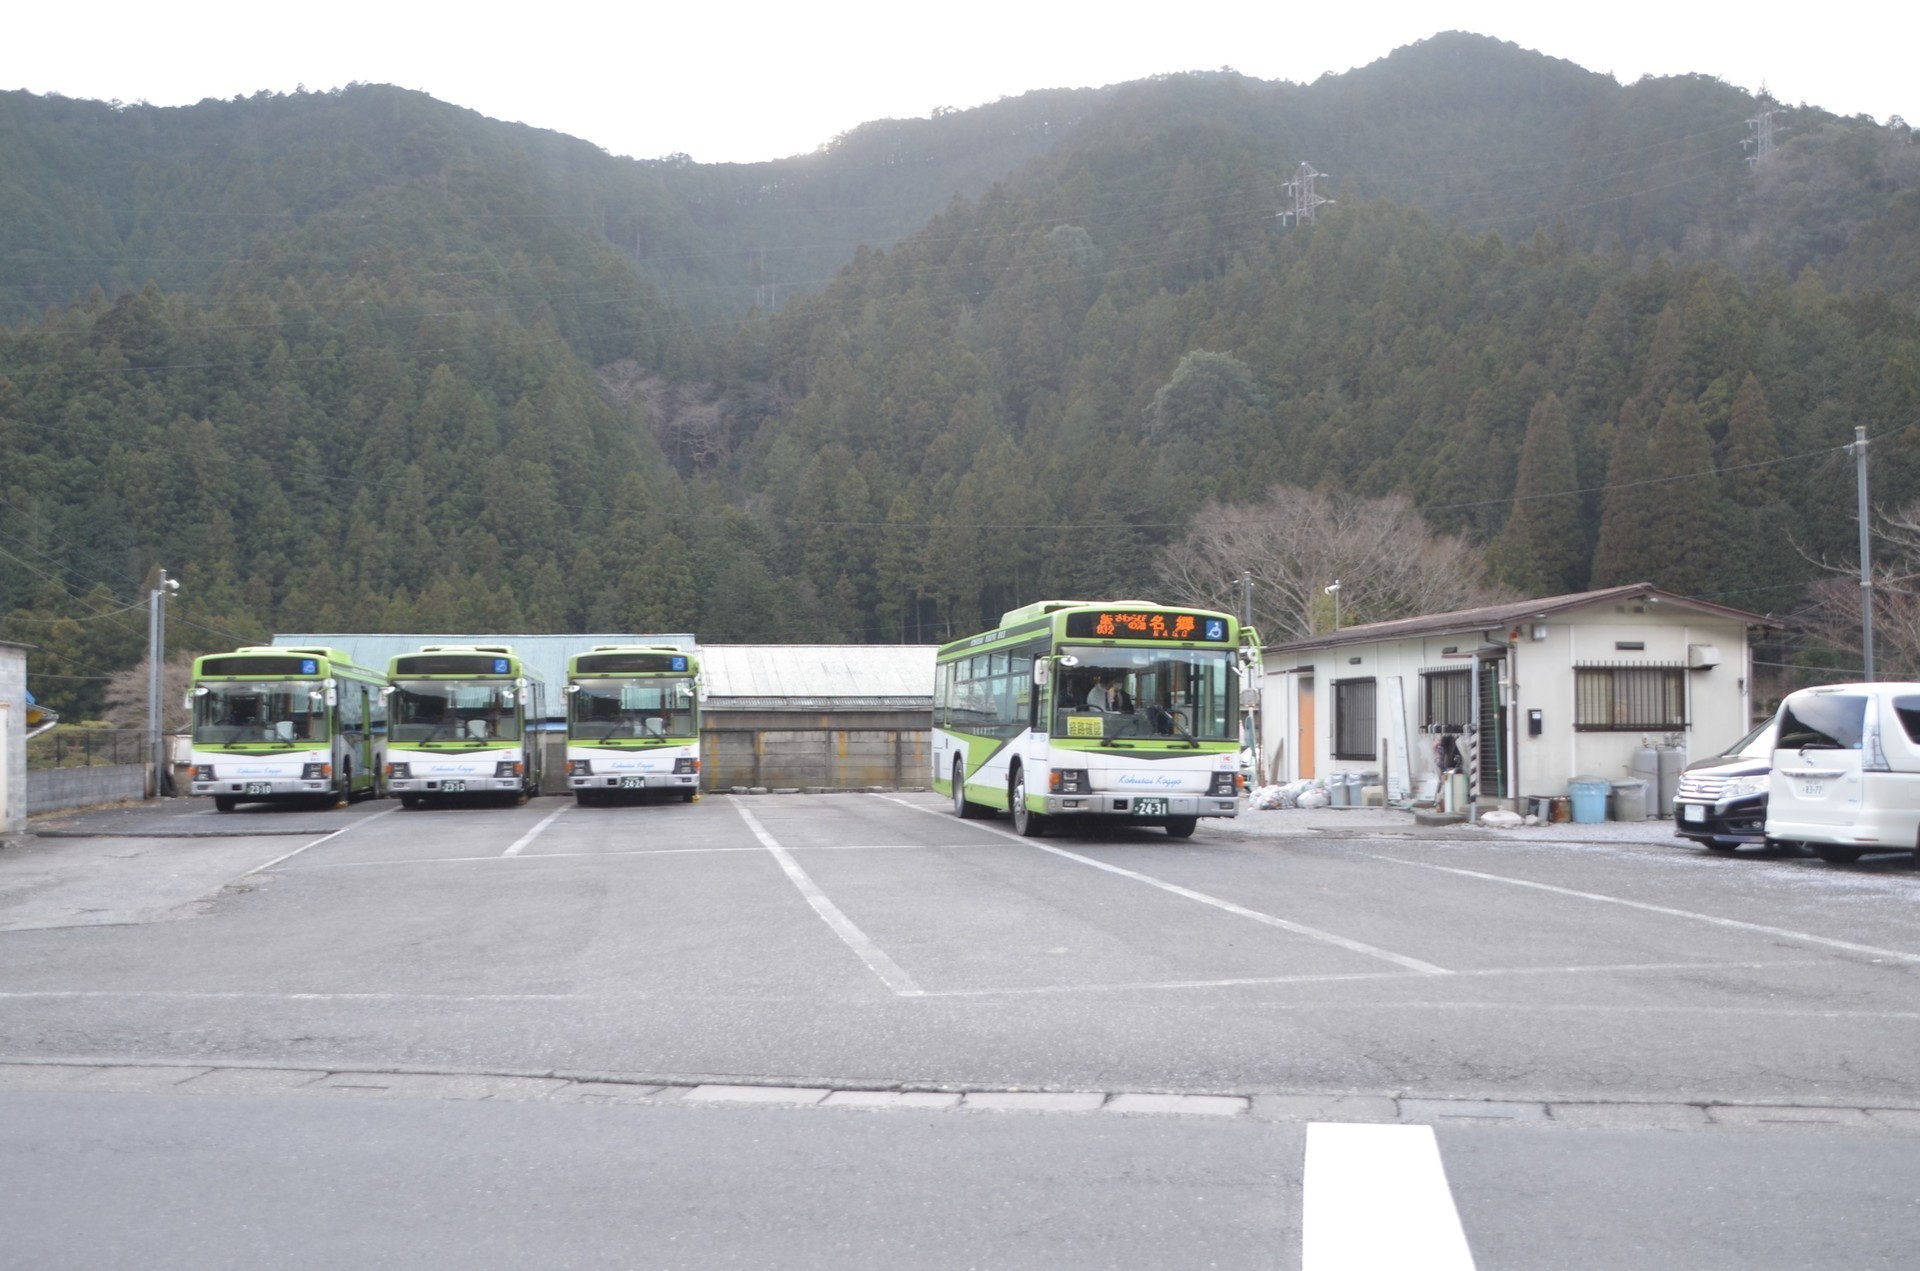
xmin=1793 ymin=499 xmax=1920 ymax=680
xmin=1155 ymin=487 xmax=1515 ymax=643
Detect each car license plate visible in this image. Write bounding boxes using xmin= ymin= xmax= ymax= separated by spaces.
xmin=244 ymin=782 xmax=271 ymax=796
xmin=442 ymin=779 xmax=466 ymax=793
xmin=1802 ymin=782 xmax=1824 ymax=797
xmin=620 ymin=776 xmax=645 ymax=789
xmin=1682 ymin=804 xmax=1706 ymax=822
xmin=1133 ymin=797 xmax=1169 ymax=817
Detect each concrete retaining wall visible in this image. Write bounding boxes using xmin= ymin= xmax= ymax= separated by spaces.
xmin=27 ymin=764 xmax=147 ymax=814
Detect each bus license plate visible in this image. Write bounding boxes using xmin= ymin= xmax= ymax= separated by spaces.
xmin=1682 ymin=804 xmax=1705 ymax=822
xmin=244 ymin=782 xmax=271 ymax=796
xmin=442 ymin=780 xmax=466 ymax=793
xmin=1133 ymin=798 xmax=1169 ymax=817
xmin=620 ymin=777 xmax=645 ymax=789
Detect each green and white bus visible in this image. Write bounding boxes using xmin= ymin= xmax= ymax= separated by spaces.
xmin=564 ymin=645 xmax=702 ymax=804
xmin=384 ymin=645 xmax=545 ymax=807
xmin=187 ymin=646 xmax=387 ymax=812
xmin=934 ymin=601 xmax=1253 ymax=838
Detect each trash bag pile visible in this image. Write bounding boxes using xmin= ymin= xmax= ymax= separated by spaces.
xmin=1250 ymin=779 xmax=1332 ymax=810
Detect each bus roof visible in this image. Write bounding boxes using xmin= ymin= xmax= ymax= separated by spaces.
xmin=941 ymin=602 xmax=1238 ymax=657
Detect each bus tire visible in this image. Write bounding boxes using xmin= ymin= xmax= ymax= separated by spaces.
xmin=213 ymin=796 xmax=237 ymax=813
xmin=952 ymin=758 xmax=984 ymax=820
xmin=1164 ymin=816 xmax=1198 ymax=839
xmin=1009 ymin=764 xmax=1047 ymax=838
xmin=401 ymin=794 xmax=422 ymax=810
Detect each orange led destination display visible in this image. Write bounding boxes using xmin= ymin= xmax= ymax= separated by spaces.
xmin=1062 ymin=610 xmax=1230 ymax=642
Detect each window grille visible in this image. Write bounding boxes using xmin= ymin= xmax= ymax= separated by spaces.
xmin=1333 ymin=678 xmax=1377 ymax=759
xmin=1574 ymin=664 xmax=1687 ymax=731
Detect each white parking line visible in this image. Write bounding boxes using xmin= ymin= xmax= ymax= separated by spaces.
xmin=1304 ymin=1123 xmax=1476 ymax=1271
xmin=733 ymin=803 xmax=925 ymax=997
xmin=501 ymin=802 xmax=573 ymax=857
xmin=240 ymin=806 xmax=401 ymax=877
xmin=1372 ymin=856 xmax=1920 ymax=966
xmin=880 ymin=796 xmax=1450 ymax=976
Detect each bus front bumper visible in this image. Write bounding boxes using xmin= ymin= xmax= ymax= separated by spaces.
xmin=571 ymin=774 xmax=698 ymax=791
xmin=1039 ymin=794 xmax=1239 ymax=819
xmin=389 ymin=777 xmax=522 ymax=793
xmin=193 ymin=779 xmax=331 ymax=797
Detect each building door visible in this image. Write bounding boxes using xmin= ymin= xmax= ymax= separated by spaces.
xmin=1297 ymin=677 xmax=1316 ymax=780
xmin=1476 ymin=656 xmax=1509 ymax=799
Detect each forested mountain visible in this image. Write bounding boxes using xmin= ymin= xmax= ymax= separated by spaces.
xmin=5 ymin=32 xmax=1919 ymax=715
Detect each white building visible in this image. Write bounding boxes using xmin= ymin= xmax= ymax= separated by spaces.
xmin=1257 ymin=584 xmax=1769 ymax=808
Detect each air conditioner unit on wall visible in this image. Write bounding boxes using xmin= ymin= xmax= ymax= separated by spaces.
xmin=1688 ymin=644 xmax=1721 ymax=670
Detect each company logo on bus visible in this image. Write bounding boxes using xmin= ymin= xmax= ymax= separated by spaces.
xmin=1063 ymin=611 xmax=1229 ymax=642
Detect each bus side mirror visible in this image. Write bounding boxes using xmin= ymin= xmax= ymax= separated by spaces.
xmin=1033 ymin=660 xmax=1050 ymax=688
xmin=564 ymin=684 xmax=580 ymax=694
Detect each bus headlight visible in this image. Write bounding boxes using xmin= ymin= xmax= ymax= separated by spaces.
xmin=1208 ymin=771 xmax=1238 ymax=796
xmin=193 ymin=765 xmax=215 ymax=782
xmin=494 ymin=760 xmax=523 ymax=778
xmin=387 ymin=761 xmax=410 ymax=779
xmin=1049 ymin=768 xmax=1089 ymax=794
xmin=568 ymin=759 xmax=591 ymax=777
xmin=302 ymin=762 xmax=331 ymax=781
xmin=673 ymin=758 xmax=700 ymax=774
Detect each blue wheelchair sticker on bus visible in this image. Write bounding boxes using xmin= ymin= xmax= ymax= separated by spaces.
xmin=300 ymin=659 xmax=317 ymax=674
xmin=672 ymin=657 xmax=687 ymax=671
xmin=493 ymin=658 xmax=510 ymax=674
xmin=1205 ymin=620 xmax=1226 ymax=641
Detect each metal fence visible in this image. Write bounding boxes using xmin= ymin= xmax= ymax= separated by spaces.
xmin=25 ymin=727 xmax=147 ymax=770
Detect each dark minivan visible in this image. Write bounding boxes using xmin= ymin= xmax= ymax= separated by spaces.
xmin=1672 ymin=717 xmax=1776 ymax=852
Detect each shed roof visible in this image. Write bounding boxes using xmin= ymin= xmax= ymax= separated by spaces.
xmin=701 ymin=644 xmax=936 ymax=710
xmin=273 ymin=633 xmax=695 ymax=694
xmin=1265 ymin=584 xmax=1771 ymax=656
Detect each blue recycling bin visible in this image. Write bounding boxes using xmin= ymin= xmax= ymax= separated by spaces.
xmin=1568 ymin=777 xmax=1610 ymax=824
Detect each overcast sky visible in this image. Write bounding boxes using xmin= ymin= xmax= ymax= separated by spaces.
xmin=15 ymin=3 xmax=1915 ymax=165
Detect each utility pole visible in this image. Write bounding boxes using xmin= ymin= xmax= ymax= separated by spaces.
xmin=1744 ymin=98 xmax=1782 ymax=168
xmin=1852 ymin=426 xmax=1875 ymax=680
xmin=146 ymin=567 xmax=178 ymax=797
xmin=1278 ymin=162 xmax=1334 ymax=227
xmin=1239 ymin=570 xmax=1254 ymax=629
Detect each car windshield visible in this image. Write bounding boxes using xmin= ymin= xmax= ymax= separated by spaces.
xmin=1052 ymin=645 xmax=1237 ymax=741
xmin=192 ymin=681 xmax=327 ymax=744
xmin=1719 ymin=717 xmax=1777 ymax=759
xmin=569 ymin=678 xmax=696 ymax=739
xmin=390 ymin=680 xmax=522 ymax=742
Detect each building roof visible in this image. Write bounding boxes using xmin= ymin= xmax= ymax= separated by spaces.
xmin=273 ymin=633 xmax=695 ymax=694
xmin=1265 ymin=584 xmax=1772 ymax=656
xmin=271 ymin=634 xmax=934 ymax=712
xmin=701 ymin=644 xmax=936 ymax=710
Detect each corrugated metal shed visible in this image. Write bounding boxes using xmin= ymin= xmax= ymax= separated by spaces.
xmin=701 ymin=645 xmax=935 ymax=710
xmin=272 ymin=633 xmax=695 ymax=700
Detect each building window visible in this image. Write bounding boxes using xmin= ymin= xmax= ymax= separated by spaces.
xmin=1333 ymin=678 xmax=1377 ymax=759
xmin=1574 ymin=665 xmax=1687 ymax=731
xmin=1420 ymin=668 xmax=1471 ymax=734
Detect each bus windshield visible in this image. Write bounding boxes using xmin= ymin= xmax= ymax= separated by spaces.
xmin=193 ymin=682 xmax=328 ymax=744
xmin=1053 ymin=645 xmax=1237 ymax=741
xmin=569 ymin=678 xmax=696 ymax=740
xmin=390 ymin=681 xmax=523 ymax=742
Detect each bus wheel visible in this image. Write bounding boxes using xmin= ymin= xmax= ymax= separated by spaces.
xmin=681 ymin=790 xmax=697 ymax=803
xmin=1164 ymin=816 xmax=1198 ymax=839
xmin=1009 ymin=765 xmax=1047 ymax=838
xmin=213 ymin=796 xmax=237 ymax=813
xmin=952 ymin=758 xmax=983 ymax=820
xmin=401 ymin=794 xmax=422 ymax=810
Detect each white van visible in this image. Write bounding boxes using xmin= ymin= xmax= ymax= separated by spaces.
xmin=1766 ymin=682 xmax=1920 ymax=865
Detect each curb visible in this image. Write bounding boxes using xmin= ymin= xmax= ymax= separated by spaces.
xmin=3 ymin=1060 xmax=1915 ymax=1134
